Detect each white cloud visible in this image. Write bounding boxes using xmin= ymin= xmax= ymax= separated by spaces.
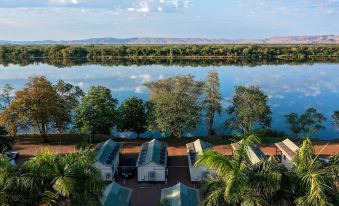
xmin=125 ymin=0 xmax=191 ymax=13
xmin=49 ymin=0 xmax=80 ymax=5
xmin=0 ymin=0 xmax=192 ymax=12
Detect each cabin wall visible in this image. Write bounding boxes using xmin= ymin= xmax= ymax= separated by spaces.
xmin=112 ymin=152 xmax=120 ymax=176
xmin=95 ymin=152 xmax=120 ymax=181
xmin=247 ymin=149 xmax=260 ymax=165
xmin=281 ymin=153 xmax=291 ymax=168
xmin=189 ymin=166 xmax=211 ymax=182
xmin=188 ymin=153 xmax=212 ymax=182
xmin=97 ymin=165 xmax=113 ymax=181
xmin=137 ymin=163 xmax=166 ymax=182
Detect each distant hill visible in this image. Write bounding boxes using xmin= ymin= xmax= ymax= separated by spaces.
xmin=265 ymin=35 xmax=339 ymax=44
xmin=0 ymin=35 xmax=338 ymax=45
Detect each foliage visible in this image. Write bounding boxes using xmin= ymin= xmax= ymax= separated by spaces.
xmin=117 ymin=97 xmax=148 ymax=138
xmin=53 ymin=80 xmax=84 ymax=132
xmin=0 ymin=76 xmax=59 ymax=142
xmin=76 ymin=86 xmax=118 ymax=143
xmin=145 ymin=75 xmax=204 ymax=138
xmin=227 ymin=85 xmax=272 ymax=133
xmin=285 ymin=108 xmax=326 ymax=138
xmin=196 ymin=136 xmax=339 ymax=206
xmin=0 ymin=155 xmax=17 ymax=206
xmin=0 ymin=126 xmax=14 ymax=153
xmin=0 ymin=45 xmax=338 ymax=62
xmin=16 ymin=149 xmax=104 ymax=206
xmin=158 ymin=200 xmax=170 ymax=206
xmin=75 ymin=138 xmax=91 ymax=150
xmin=195 ymin=132 xmax=287 ymax=206
xmin=202 ymin=70 xmax=222 ymax=136
xmin=291 ymin=139 xmax=339 ymax=206
xmin=0 ymin=108 xmax=21 ymax=139
xmin=285 ymin=113 xmax=302 ymax=138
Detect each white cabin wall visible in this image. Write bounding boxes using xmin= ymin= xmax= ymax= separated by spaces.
xmin=281 ymin=153 xmax=291 ymax=168
xmin=137 ymin=163 xmax=166 ymax=182
xmin=112 ymin=152 xmax=120 ymax=176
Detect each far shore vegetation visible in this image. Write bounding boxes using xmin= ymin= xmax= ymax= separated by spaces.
xmin=0 ymin=44 xmax=339 ymax=67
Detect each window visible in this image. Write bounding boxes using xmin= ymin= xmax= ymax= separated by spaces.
xmin=105 ymin=173 xmax=111 ymax=180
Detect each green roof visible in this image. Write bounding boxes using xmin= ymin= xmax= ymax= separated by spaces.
xmin=100 ymin=182 xmax=132 ymax=206
xmin=161 ymin=183 xmax=200 ymax=206
xmin=137 ymin=139 xmax=167 ymax=166
xmin=97 ymin=139 xmax=120 ymax=166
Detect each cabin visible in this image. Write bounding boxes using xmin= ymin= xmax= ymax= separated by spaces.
xmin=186 ymin=139 xmax=213 ymax=182
xmin=160 ymin=182 xmax=200 ymax=206
xmin=275 ymin=138 xmax=299 ymax=168
xmin=94 ymin=139 xmax=121 ymax=181
xmin=136 ymin=139 xmax=168 ymax=182
xmin=100 ymin=182 xmax=132 ymax=206
xmin=231 ymin=141 xmax=267 ymax=165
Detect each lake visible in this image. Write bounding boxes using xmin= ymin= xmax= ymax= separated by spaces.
xmin=0 ymin=62 xmax=338 ymax=139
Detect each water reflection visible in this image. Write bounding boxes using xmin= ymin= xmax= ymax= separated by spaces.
xmin=0 ymin=63 xmax=338 ymax=139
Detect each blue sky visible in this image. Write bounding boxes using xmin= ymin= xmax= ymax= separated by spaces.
xmin=0 ymin=0 xmax=338 ymax=40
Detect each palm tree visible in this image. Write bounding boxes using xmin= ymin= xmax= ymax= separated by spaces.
xmin=0 ymin=155 xmax=20 ymax=206
xmin=19 ymin=148 xmax=104 ymax=205
xmin=290 ymin=138 xmax=339 ymax=206
xmin=62 ymin=149 xmax=104 ymax=205
xmin=195 ymin=132 xmax=286 ymax=206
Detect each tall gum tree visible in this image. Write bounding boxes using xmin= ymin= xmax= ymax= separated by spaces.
xmin=76 ymin=86 xmax=118 ymax=143
xmin=202 ymin=70 xmax=222 ymax=136
xmin=1 ymin=76 xmax=59 ymax=142
xmin=145 ymin=75 xmax=204 ymax=138
xmin=227 ymin=85 xmax=271 ymax=134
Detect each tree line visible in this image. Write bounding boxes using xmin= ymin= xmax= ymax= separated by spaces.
xmin=0 ymin=44 xmax=338 ymax=62
xmin=0 ymin=72 xmax=338 ymax=145
xmin=1 ymin=55 xmax=338 ymax=68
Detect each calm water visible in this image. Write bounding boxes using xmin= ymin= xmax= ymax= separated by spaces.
xmin=0 ymin=63 xmax=338 ymax=139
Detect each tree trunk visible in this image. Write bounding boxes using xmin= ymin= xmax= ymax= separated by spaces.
xmin=207 ymin=112 xmax=215 ymax=137
xmin=89 ymin=130 xmax=94 ymax=144
xmin=137 ymin=132 xmax=140 ymax=139
xmin=41 ymin=123 xmax=48 ymax=143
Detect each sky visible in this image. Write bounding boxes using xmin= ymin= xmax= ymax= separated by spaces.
xmin=0 ymin=0 xmax=338 ymax=40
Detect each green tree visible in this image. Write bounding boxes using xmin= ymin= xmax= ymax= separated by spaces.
xmin=19 ymin=149 xmax=104 ymax=205
xmin=299 ymin=108 xmax=326 ymax=137
xmin=285 ymin=113 xmax=302 ymax=138
xmin=203 ymin=70 xmax=222 ymax=136
xmin=1 ymin=76 xmax=59 ymax=142
xmin=290 ymin=138 xmax=339 ymax=206
xmin=53 ymin=80 xmax=84 ymax=133
xmin=0 ymin=155 xmax=17 ymax=206
xmin=117 ymin=97 xmax=147 ymax=138
xmin=145 ymin=75 xmax=204 ymax=138
xmin=76 ymin=86 xmax=118 ymax=143
xmin=227 ymin=86 xmax=272 ymax=134
xmin=0 ymin=126 xmax=14 ymax=153
xmin=195 ymin=133 xmax=287 ymax=206
xmin=285 ymin=108 xmax=326 ymax=138
xmin=145 ymin=101 xmax=156 ymax=132
xmin=0 ymin=108 xmax=23 ymax=139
